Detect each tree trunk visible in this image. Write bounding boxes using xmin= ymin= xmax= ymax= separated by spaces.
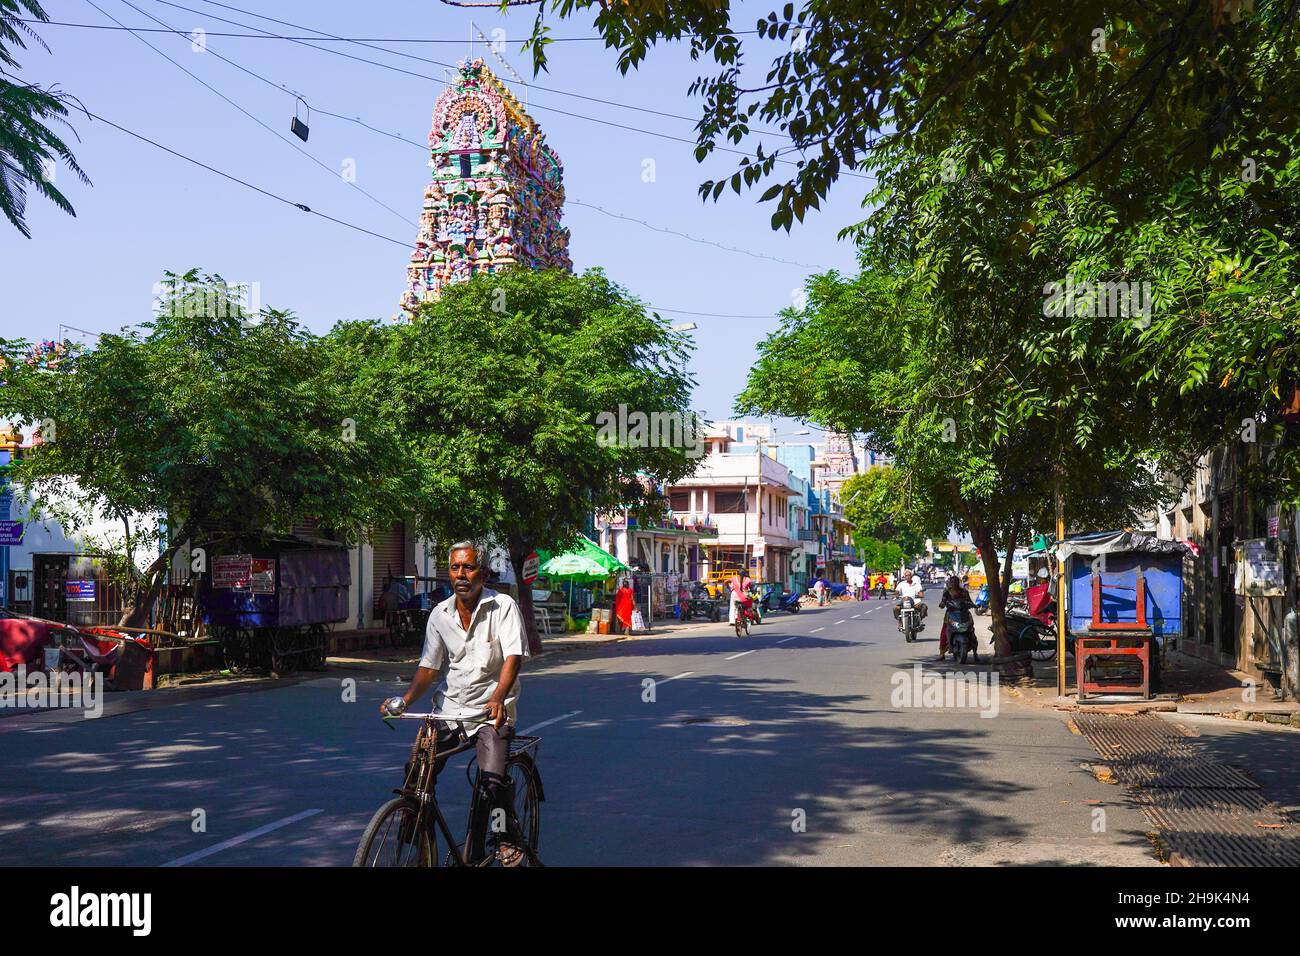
xmin=972 ymin=526 xmax=1012 ymax=658
xmin=117 ymin=551 xmax=174 ymax=629
xmin=1000 ymin=513 xmax=1022 ymax=597
xmin=509 ymin=548 xmax=543 ymax=656
xmin=950 ymin=485 xmax=1014 ymax=658
xmin=116 ymin=525 xmax=190 ymax=630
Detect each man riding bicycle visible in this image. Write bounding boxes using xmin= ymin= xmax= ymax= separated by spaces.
xmin=381 ymin=540 xmax=527 ymax=865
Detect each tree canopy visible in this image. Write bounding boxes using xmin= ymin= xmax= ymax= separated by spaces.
xmin=1 ymin=0 xmax=87 ymax=236
xmin=839 ymin=468 xmax=933 ymax=561
xmin=349 ymin=267 xmax=701 ymax=651
xmin=0 ymin=270 xmax=404 ymax=625
xmin=526 ymin=1 xmax=1300 ymax=231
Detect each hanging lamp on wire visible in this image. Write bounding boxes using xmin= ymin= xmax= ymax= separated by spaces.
xmin=291 ymin=97 xmax=310 ymax=142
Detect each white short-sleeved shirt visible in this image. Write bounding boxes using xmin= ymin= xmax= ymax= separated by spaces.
xmin=896 ymin=579 xmax=925 ymax=601
xmin=419 ymin=588 xmax=528 ymax=734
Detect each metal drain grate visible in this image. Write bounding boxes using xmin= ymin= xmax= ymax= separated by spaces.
xmin=1124 ymin=761 xmax=1259 ymax=790
xmin=1073 ymin=713 xmax=1300 ymax=866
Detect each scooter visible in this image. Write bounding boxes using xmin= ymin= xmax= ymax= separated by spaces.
xmin=772 ymin=591 xmax=802 ymax=614
xmin=974 ymin=583 xmax=990 ymax=615
xmin=947 ymin=606 xmax=978 ymax=664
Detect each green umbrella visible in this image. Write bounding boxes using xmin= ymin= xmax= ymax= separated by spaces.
xmin=538 ymin=535 xmax=628 ymax=584
xmin=538 ymin=536 xmax=629 ymax=620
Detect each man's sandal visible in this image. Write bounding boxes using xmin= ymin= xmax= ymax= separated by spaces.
xmin=495 ymin=843 xmax=524 ymax=867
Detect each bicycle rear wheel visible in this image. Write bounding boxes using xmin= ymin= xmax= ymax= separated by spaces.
xmin=1024 ymin=624 xmax=1056 ymax=662
xmin=352 ymin=797 xmax=434 ymax=867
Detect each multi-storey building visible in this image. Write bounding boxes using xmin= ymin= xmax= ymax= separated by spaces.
xmin=666 ymin=429 xmax=800 ymax=588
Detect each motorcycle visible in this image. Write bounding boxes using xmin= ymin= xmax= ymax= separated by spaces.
xmin=974 ymin=583 xmax=990 ymax=615
xmin=946 ymin=604 xmax=978 ymax=664
xmin=771 ymin=591 xmax=802 ymax=614
xmin=898 ymin=596 xmax=921 ymax=643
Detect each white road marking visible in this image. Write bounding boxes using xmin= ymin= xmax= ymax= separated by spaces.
xmin=835 ymin=619 xmax=847 ymax=624
xmin=812 ymin=627 xmax=825 ymax=633
xmin=724 ymin=650 xmax=755 ymax=661
xmin=161 ymin=809 xmax=323 ymax=867
xmin=852 ymin=614 xmax=861 ymax=619
xmin=777 ymin=636 xmax=798 ymax=644
xmin=521 ymin=709 xmax=583 ymax=734
xmin=659 ymin=671 xmax=694 ymax=684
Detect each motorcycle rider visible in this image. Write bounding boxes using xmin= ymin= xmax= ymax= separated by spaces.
xmin=938 ymin=574 xmax=978 ymax=662
xmin=893 ymin=568 xmax=928 ymax=630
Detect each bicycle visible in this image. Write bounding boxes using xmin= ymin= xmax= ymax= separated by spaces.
xmin=353 ymin=710 xmax=545 ymax=867
xmin=733 ymin=602 xmax=759 ymax=638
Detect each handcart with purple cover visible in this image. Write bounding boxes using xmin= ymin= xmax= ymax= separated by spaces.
xmin=199 ymin=534 xmax=350 ymax=675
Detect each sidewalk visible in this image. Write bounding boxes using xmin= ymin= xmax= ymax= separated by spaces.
xmin=968 ymin=613 xmax=1300 ymax=725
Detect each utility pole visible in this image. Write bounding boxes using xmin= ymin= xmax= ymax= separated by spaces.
xmin=1056 ymin=466 xmax=1068 ymax=697
xmin=741 ymin=480 xmax=749 ymax=575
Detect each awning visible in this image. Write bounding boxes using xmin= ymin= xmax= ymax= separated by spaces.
xmin=1056 ymin=530 xmax=1191 ymax=563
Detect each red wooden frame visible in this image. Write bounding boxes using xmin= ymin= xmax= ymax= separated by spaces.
xmin=1089 ymin=568 xmax=1148 ymax=630
xmin=1078 ymin=567 xmax=1153 ymax=700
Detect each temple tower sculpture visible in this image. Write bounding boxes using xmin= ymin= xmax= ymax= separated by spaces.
xmin=401 ymin=59 xmax=571 ymax=316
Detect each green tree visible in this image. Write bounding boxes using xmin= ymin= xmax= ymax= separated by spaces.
xmin=855 ymin=536 xmax=903 ymax=575
xmin=736 ymin=260 xmax=1205 ymax=658
xmin=840 ymin=468 xmax=933 ymax=560
xmin=1 ymin=1 xmax=88 ymax=236
xmin=352 ymin=268 xmax=701 ymax=654
xmin=525 ymin=1 xmax=1300 ymax=231
xmin=0 ymin=270 xmax=404 ymax=627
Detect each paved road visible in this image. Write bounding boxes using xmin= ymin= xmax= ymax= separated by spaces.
xmin=0 ymin=599 xmax=1162 ymax=866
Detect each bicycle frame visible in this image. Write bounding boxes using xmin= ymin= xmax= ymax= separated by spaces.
xmin=385 ymin=712 xmax=540 ymax=867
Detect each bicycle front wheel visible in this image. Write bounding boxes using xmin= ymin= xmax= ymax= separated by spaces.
xmin=352 ymin=797 xmax=434 ymax=867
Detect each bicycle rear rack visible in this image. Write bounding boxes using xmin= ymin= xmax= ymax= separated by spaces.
xmin=509 ymin=734 xmax=541 ymax=758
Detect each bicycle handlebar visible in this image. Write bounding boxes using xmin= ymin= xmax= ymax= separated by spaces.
xmin=381 ymin=710 xmax=493 ymax=730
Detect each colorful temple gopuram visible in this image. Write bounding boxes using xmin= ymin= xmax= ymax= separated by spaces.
xmin=400 ymin=59 xmax=571 ymax=316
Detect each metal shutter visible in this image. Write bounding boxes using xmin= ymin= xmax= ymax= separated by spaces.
xmin=371 ymin=522 xmax=408 ymax=598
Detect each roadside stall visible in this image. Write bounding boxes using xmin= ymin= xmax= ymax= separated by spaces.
xmin=537 ymin=536 xmax=629 ymax=632
xmin=1058 ymin=531 xmax=1188 ymax=701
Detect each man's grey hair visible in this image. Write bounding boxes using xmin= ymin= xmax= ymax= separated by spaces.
xmin=447 ymin=540 xmax=486 ymax=568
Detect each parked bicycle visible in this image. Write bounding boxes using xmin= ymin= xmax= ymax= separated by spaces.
xmin=353 ymin=709 xmax=545 ymax=867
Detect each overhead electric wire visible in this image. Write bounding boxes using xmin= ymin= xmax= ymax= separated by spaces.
xmin=83 ymin=110 xmax=413 ymax=248
xmin=143 ymin=0 xmax=872 ymax=176
xmin=79 ymin=110 xmax=793 ymax=319
xmin=567 ymin=200 xmax=826 ymax=270
xmin=73 ymin=1 xmax=827 ymax=272
xmin=22 ymin=18 xmax=762 ymax=42
xmin=163 ymin=0 xmax=784 ymax=136
xmin=82 ymin=0 xmax=416 ymax=228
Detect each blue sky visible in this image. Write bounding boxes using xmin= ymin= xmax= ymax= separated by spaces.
xmin=2 ymin=0 xmax=869 ymax=420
